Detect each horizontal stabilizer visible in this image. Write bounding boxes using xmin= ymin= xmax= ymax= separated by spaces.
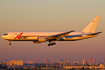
xmin=88 ymin=32 xmax=102 ymax=36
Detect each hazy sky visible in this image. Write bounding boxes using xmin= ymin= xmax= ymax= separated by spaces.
xmin=0 ymin=0 xmax=105 ymax=63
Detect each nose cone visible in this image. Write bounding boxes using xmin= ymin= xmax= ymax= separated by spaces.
xmin=2 ymin=36 xmax=6 ymax=39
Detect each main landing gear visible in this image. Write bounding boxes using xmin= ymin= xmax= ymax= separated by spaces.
xmin=48 ymin=41 xmax=56 ymax=46
xmin=9 ymin=41 xmax=11 ymax=45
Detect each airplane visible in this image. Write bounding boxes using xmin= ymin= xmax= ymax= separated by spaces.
xmin=2 ymin=16 xmax=102 ymax=46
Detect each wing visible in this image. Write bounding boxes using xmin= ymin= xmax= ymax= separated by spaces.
xmin=46 ymin=30 xmax=74 ymax=40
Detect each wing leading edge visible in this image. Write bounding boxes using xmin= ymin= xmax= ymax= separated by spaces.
xmin=46 ymin=30 xmax=75 ymax=40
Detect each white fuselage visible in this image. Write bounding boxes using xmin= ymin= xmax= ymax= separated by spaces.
xmin=1 ymin=16 xmax=101 ymax=46
xmin=2 ymin=31 xmax=97 ymax=41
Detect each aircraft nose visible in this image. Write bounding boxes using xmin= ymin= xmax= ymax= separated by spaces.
xmin=2 ymin=36 xmax=6 ymax=39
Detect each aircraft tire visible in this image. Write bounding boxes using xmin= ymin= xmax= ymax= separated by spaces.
xmin=9 ymin=43 xmax=11 ymax=45
xmin=53 ymin=42 xmax=56 ymax=45
xmin=48 ymin=44 xmax=51 ymax=46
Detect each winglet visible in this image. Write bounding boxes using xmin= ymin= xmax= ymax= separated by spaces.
xmin=82 ymin=16 xmax=100 ymax=33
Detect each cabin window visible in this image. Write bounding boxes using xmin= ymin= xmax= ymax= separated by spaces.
xmin=4 ymin=33 xmax=8 ymax=35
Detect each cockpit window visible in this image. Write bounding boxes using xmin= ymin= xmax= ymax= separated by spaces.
xmin=4 ymin=33 xmax=8 ymax=35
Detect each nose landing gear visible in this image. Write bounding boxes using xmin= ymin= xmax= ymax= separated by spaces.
xmin=9 ymin=41 xmax=11 ymax=45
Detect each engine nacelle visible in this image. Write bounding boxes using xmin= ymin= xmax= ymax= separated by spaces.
xmin=33 ymin=37 xmax=46 ymax=43
xmin=38 ymin=37 xmax=46 ymax=42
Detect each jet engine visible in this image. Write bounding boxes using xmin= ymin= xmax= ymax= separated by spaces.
xmin=33 ymin=37 xmax=47 ymax=43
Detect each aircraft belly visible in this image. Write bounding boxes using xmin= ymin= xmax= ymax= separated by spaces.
xmin=58 ymin=37 xmax=83 ymax=41
xmin=59 ymin=35 xmax=97 ymax=41
xmin=63 ymin=37 xmax=84 ymax=41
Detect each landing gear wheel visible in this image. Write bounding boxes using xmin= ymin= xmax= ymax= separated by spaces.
xmin=48 ymin=44 xmax=50 ymax=46
xmin=48 ymin=42 xmax=56 ymax=46
xmin=9 ymin=41 xmax=11 ymax=45
xmin=9 ymin=43 xmax=11 ymax=45
xmin=53 ymin=42 xmax=56 ymax=45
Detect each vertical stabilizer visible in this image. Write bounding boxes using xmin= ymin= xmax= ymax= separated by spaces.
xmin=82 ymin=16 xmax=100 ymax=33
